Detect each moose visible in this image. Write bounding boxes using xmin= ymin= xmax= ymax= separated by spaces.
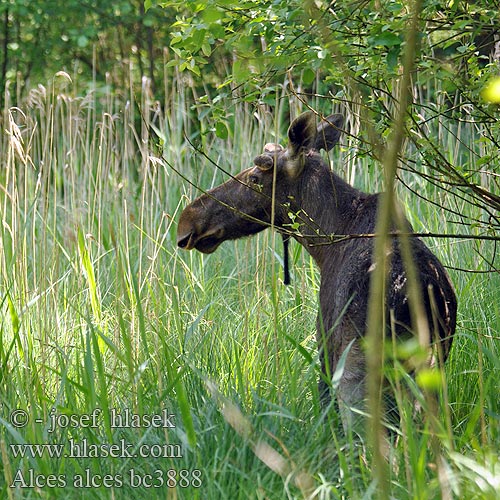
xmin=177 ymin=111 xmax=457 ymax=430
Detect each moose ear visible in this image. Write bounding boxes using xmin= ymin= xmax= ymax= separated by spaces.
xmin=287 ymin=111 xmax=317 ymax=156
xmin=314 ymin=114 xmax=343 ymax=152
xmin=285 ymin=111 xmax=317 ymax=178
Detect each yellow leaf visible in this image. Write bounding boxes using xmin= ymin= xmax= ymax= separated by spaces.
xmin=482 ymin=77 xmax=500 ymax=104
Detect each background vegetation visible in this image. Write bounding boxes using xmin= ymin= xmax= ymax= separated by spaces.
xmin=1 ymin=0 xmax=499 ymax=498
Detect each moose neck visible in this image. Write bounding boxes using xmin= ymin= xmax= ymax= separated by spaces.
xmin=287 ymin=163 xmax=366 ymax=270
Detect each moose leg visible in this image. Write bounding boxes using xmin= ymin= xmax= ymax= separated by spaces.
xmin=337 ymin=371 xmax=366 ymax=435
xmin=317 ymin=315 xmax=366 ymax=434
xmin=335 ymin=340 xmax=366 ymax=435
xmin=317 ymin=340 xmax=366 ymax=434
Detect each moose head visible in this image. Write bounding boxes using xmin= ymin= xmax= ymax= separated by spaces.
xmin=177 ymin=112 xmax=344 ymax=262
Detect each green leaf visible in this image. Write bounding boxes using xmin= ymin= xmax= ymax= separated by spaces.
xmin=187 ymin=60 xmax=201 ymax=76
xmin=215 ymin=121 xmax=229 ymax=140
xmin=202 ymin=6 xmax=224 ymax=23
xmin=7 ymin=294 xmax=20 ymax=337
xmin=233 ymin=59 xmax=251 ymax=82
xmin=190 ymin=28 xmax=207 ymax=51
xmin=201 ymin=42 xmax=212 ymax=57
xmin=386 ymin=46 xmax=400 ymax=71
xmin=387 ymin=2 xmax=402 ymax=12
xmin=302 ymin=68 xmax=316 ymax=85
xmin=369 ymin=32 xmax=402 ymax=47
xmin=77 ymin=228 xmax=101 ymax=323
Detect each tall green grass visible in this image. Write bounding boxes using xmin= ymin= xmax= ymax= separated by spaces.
xmin=0 ymin=70 xmax=499 ymax=499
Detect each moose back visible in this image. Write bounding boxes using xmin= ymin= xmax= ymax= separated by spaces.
xmin=177 ymin=112 xmax=457 ymax=428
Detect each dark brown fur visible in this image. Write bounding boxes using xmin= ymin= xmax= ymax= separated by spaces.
xmin=177 ymin=112 xmax=457 ymax=428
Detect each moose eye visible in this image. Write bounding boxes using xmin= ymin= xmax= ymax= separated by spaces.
xmin=248 ymin=174 xmax=260 ymax=185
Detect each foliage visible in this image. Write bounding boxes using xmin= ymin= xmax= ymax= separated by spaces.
xmin=143 ymin=0 xmax=500 ymax=90
xmin=142 ymin=0 xmax=500 ymax=235
xmin=0 ymin=0 xmax=167 ymax=102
